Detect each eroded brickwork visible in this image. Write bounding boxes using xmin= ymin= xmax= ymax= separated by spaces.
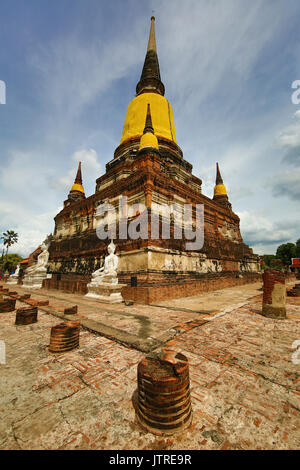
xmin=42 ymin=18 xmax=260 ymax=303
xmin=262 ymin=269 xmax=286 ymax=319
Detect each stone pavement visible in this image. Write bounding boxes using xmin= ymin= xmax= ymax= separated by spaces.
xmin=0 ymin=281 xmax=299 ymax=450
xmin=155 ymin=283 xmax=263 ymax=313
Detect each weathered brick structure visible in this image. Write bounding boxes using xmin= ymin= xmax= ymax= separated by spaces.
xmin=44 ymin=17 xmax=260 ymax=303
xmin=287 ymin=283 xmax=300 ymax=297
xmin=15 ymin=307 xmax=38 ymax=326
xmin=64 ymin=305 xmax=78 ymax=315
xmin=0 ymin=298 xmax=16 ymax=313
xmin=136 ymin=350 xmax=192 ymax=435
xmin=262 ymin=269 xmax=286 ymax=319
xmin=49 ymin=321 xmax=81 ymax=353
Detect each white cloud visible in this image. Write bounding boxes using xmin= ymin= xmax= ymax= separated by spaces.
xmin=294 ymin=110 xmax=300 ymax=121
xmin=269 ymin=168 xmax=300 ymax=201
xmin=0 ymin=150 xmax=60 ymax=257
xmin=0 ymin=203 xmax=57 ymax=258
xmin=49 ymin=148 xmax=101 ymax=192
xmin=0 ymin=147 xmax=101 ymax=257
xmin=29 ymin=27 xmax=143 ymax=120
xmin=157 ymin=0 xmax=285 ymax=116
xmin=237 ymin=210 xmax=299 ymax=254
xmin=277 ymin=111 xmax=300 ymax=166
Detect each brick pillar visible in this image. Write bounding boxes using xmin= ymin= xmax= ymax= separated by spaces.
xmin=49 ymin=321 xmax=80 ymax=353
xmin=0 ymin=298 xmax=16 ymax=312
xmin=15 ymin=307 xmax=38 ymax=325
xmin=262 ymin=269 xmax=286 ymax=319
xmin=135 ymin=350 xmax=192 ymax=435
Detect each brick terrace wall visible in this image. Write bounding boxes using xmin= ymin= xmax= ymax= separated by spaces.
xmin=43 ymin=278 xmax=88 ymax=294
xmin=122 ymin=272 xmax=261 ymax=304
xmin=42 ymin=272 xmax=261 ymax=304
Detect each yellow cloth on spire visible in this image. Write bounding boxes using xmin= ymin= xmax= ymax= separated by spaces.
xmin=214 ymin=184 xmax=227 ymax=196
xmin=120 ymin=93 xmax=177 ymax=144
xmin=71 ymin=183 xmax=85 ymax=194
xmin=139 ymin=132 xmax=159 ymax=150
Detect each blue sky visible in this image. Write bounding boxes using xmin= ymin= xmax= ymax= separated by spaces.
xmin=0 ymin=0 xmax=300 ymax=257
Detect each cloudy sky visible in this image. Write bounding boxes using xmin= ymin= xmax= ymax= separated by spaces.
xmin=0 ymin=0 xmax=300 ymax=257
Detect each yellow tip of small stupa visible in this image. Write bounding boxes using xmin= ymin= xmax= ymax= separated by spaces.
xmin=139 ymin=132 xmax=159 ymax=150
xmin=71 ymin=183 xmax=85 ymax=194
xmin=214 ymin=184 xmax=227 ymax=197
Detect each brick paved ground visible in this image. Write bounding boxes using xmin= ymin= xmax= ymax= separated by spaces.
xmin=0 ymin=281 xmax=299 ymax=450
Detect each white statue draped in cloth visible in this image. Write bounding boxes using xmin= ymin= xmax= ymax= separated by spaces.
xmin=85 ymin=240 xmax=124 ymax=303
xmin=22 ymin=237 xmax=51 ymax=289
xmin=7 ymin=263 xmax=21 ymax=284
xmin=90 ymin=240 xmax=119 ymax=285
xmin=25 ymin=243 xmax=49 ymax=275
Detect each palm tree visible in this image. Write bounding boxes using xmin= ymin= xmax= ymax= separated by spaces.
xmin=1 ymin=230 xmax=19 ymax=262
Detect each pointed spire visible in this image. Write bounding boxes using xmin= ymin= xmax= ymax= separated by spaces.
xmin=70 ymin=162 xmax=85 ymax=196
xmin=214 ymin=162 xmax=231 ymax=209
xmin=136 ymin=17 xmax=165 ymax=96
xmin=143 ymin=103 xmax=154 ymax=134
xmin=216 ymin=162 xmax=224 ymax=185
xmin=74 ymin=162 xmax=83 ymax=186
xmin=64 ymin=162 xmax=85 ymax=206
xmin=147 ymin=16 xmax=157 ymax=52
xmin=139 ymin=103 xmax=159 ymax=151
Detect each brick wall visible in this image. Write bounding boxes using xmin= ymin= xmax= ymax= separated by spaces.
xmin=43 ymin=277 xmax=88 ymax=294
xmin=42 ymin=271 xmax=261 ymax=304
xmin=122 ymin=272 xmax=261 ymax=304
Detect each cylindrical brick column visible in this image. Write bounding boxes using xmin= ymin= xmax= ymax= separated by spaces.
xmin=64 ymin=305 xmax=78 ymax=315
xmin=15 ymin=307 xmax=38 ymax=325
xmin=262 ymin=269 xmax=286 ymax=318
xmin=8 ymin=291 xmax=17 ymax=296
xmin=37 ymin=300 xmax=49 ymax=306
xmin=0 ymin=298 xmax=16 ymax=312
xmin=49 ymin=321 xmax=80 ymax=353
xmin=287 ymin=283 xmax=300 ymax=297
xmin=19 ymin=294 xmax=31 ymax=300
xmin=136 ymin=350 xmax=192 ymax=435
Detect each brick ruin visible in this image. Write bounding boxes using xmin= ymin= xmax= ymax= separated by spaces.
xmin=262 ymin=269 xmax=286 ymax=319
xmin=44 ymin=17 xmax=260 ymax=303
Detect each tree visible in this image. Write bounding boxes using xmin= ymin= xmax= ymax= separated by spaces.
xmin=262 ymin=254 xmax=276 ymax=267
xmin=261 ymin=255 xmax=285 ymax=271
xmin=276 ymin=242 xmax=296 ymax=267
xmin=1 ymin=230 xmax=19 ymax=262
xmin=3 ymin=254 xmax=23 ymax=273
xmin=295 ymin=239 xmax=300 ymax=258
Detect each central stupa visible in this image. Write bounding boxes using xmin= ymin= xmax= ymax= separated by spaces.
xmin=45 ymin=17 xmax=260 ymax=303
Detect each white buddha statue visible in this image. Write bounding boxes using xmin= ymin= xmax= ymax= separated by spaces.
xmin=12 ymin=264 xmax=20 ymax=277
xmin=85 ymin=240 xmax=124 ymax=302
xmin=90 ymin=240 xmax=119 ymax=285
xmin=7 ymin=263 xmax=21 ymax=284
xmin=25 ymin=243 xmax=49 ymax=275
xmin=22 ymin=240 xmax=50 ymax=289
